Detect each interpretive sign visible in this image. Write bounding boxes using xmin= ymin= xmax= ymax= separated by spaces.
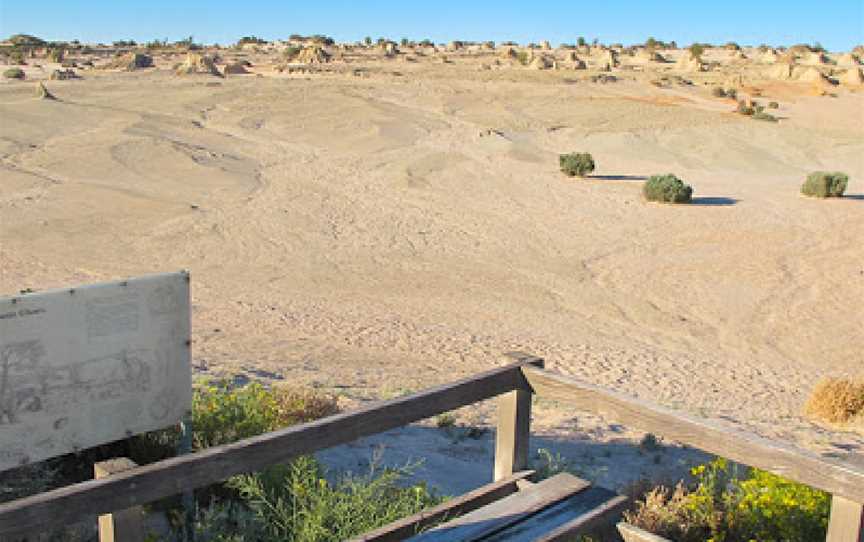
xmin=0 ymin=272 xmax=191 ymax=471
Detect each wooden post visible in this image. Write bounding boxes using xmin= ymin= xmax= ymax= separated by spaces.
xmin=94 ymin=458 xmax=145 ymax=542
xmin=494 ymin=388 xmax=531 ymax=481
xmin=827 ymin=495 xmax=864 ymax=542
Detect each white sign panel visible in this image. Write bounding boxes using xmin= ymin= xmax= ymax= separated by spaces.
xmin=0 ymin=272 xmax=191 ymax=471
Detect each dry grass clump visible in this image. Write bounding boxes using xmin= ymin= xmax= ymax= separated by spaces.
xmin=804 ymin=376 xmax=864 ymax=428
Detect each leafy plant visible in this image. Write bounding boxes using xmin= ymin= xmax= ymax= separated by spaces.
xmin=9 ymin=50 xmax=25 ymax=65
xmin=643 ymin=174 xmax=693 ymax=203
xmin=223 ymin=456 xmax=442 ymax=541
xmin=192 ymin=381 xmax=339 ymax=449
xmin=711 ymin=86 xmax=727 ymax=97
xmin=689 ymin=43 xmax=705 ymax=59
xmin=559 ymin=152 xmax=596 ymax=177
xmin=801 ymin=171 xmax=849 ymax=198
xmin=736 ymin=100 xmax=755 ymax=116
xmin=435 ymin=412 xmax=457 ymax=428
xmin=3 ymin=67 xmax=24 ymax=79
xmin=752 ymin=111 xmax=778 ymax=122
xmin=768 ymin=101 xmax=779 ymax=109
xmin=283 ymin=46 xmax=302 ymax=61
xmin=626 ymin=458 xmax=830 ymax=542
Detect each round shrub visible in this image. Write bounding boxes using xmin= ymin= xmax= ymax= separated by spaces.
xmin=736 ymin=100 xmax=755 ymax=116
xmin=768 ymin=101 xmax=779 ymax=109
xmin=643 ymin=174 xmax=693 ymax=203
xmin=801 ymin=171 xmax=848 ymax=198
xmin=3 ymin=67 xmax=25 ymax=80
xmin=711 ymin=86 xmax=726 ymax=97
xmin=559 ymin=152 xmax=595 ymax=177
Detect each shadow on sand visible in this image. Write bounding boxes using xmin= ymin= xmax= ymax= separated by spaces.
xmin=587 ymin=174 xmax=648 ymax=181
xmin=841 ymin=194 xmax=864 ymax=201
xmin=690 ymin=196 xmax=738 ymax=206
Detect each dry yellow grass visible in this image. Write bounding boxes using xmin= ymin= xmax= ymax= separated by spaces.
xmin=804 ymin=377 xmax=864 ymax=429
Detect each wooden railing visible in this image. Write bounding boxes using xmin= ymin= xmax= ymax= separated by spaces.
xmin=0 ymin=352 xmax=862 ymax=541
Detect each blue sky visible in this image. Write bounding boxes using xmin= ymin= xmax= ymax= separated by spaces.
xmin=1 ymin=1 xmax=862 ymax=51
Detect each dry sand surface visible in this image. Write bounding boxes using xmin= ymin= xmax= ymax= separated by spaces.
xmin=1 ymin=45 xmax=862 ymax=492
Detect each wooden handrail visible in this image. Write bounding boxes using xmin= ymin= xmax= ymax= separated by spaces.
xmin=2 ymin=353 xmax=861 ymax=541
xmin=0 ymin=356 xmax=542 ymax=537
xmin=520 ymin=365 xmax=864 ymax=504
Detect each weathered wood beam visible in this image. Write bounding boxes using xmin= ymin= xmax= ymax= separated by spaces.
xmin=521 ymin=365 xmax=864 ymax=504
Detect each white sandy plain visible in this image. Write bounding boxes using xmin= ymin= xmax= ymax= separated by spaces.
xmin=1 ymin=44 xmax=862 ymax=493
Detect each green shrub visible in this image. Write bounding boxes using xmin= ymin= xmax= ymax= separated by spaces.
xmin=435 ymin=412 xmax=457 ymax=428
xmin=515 ymin=50 xmax=530 ymax=65
xmin=47 ymin=48 xmax=63 ymax=62
xmin=192 ymin=381 xmax=339 ymax=449
xmin=9 ymin=50 xmax=25 ymax=65
xmin=643 ymin=174 xmax=693 ymax=203
xmin=283 ymin=46 xmax=301 ymax=61
xmin=559 ymin=152 xmax=596 ymax=177
xmin=801 ymin=171 xmax=848 ymax=198
xmin=626 ymin=458 xmax=830 ymax=542
xmin=752 ymin=111 xmax=778 ymax=122
xmin=768 ymin=101 xmax=779 ymax=109
xmin=689 ymin=43 xmax=705 ymax=59
xmin=217 ymin=456 xmax=442 ymax=541
xmin=3 ymin=67 xmax=24 ymax=79
xmin=736 ymin=100 xmax=754 ymax=116
xmin=711 ymin=86 xmax=726 ymax=97
xmin=726 ymin=88 xmax=737 ymax=100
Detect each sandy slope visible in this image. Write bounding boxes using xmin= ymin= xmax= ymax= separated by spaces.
xmin=1 ymin=61 xmax=862 ymax=490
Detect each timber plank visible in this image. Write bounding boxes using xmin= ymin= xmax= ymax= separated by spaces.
xmin=482 ymin=486 xmax=627 ymax=541
xmin=408 ymin=473 xmax=590 ymax=542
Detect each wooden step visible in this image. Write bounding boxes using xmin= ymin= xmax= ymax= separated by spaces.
xmin=351 ymin=470 xmax=536 ymax=541
xmin=484 ymin=487 xmax=628 ymax=541
xmin=406 ymin=473 xmax=591 ymax=541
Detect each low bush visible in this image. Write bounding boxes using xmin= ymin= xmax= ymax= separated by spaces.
xmin=9 ymin=51 xmax=26 ymax=65
xmin=688 ymin=43 xmax=705 ymax=60
xmin=626 ymin=458 xmax=830 ymax=542
xmin=711 ymin=86 xmax=726 ymax=97
xmin=726 ymin=88 xmax=737 ymax=100
xmin=752 ymin=111 xmax=778 ymax=122
xmin=3 ymin=67 xmax=25 ymax=79
xmin=643 ymin=174 xmax=693 ymax=203
xmin=283 ymin=46 xmax=302 ymax=61
xmin=736 ymin=100 xmax=754 ymax=115
xmin=559 ymin=152 xmax=596 ymax=177
xmin=768 ymin=101 xmax=779 ymax=109
xmin=192 ymin=381 xmax=339 ymax=449
xmin=801 ymin=171 xmax=849 ymax=198
xmin=214 ymin=457 xmax=442 ymax=541
xmin=805 ymin=376 xmax=864 ymax=426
